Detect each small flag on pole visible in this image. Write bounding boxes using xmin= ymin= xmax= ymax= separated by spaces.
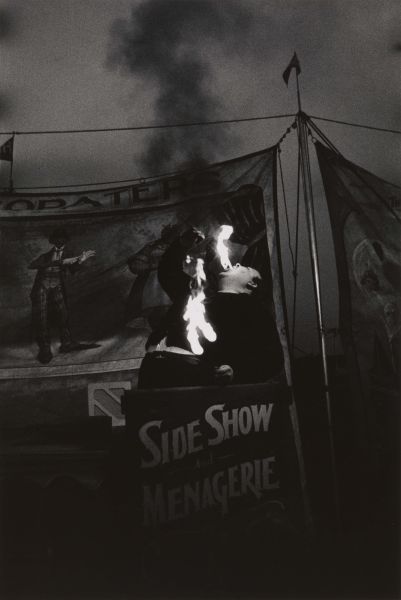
xmin=283 ymin=52 xmax=301 ymax=85
xmin=0 ymin=136 xmax=14 ymax=162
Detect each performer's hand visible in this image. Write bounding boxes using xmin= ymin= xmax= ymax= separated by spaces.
xmin=180 ymin=227 xmax=205 ymax=250
xmin=214 ymin=364 xmax=234 ymax=385
xmin=79 ymin=250 xmax=96 ymax=263
xmin=183 ymin=255 xmax=199 ymax=279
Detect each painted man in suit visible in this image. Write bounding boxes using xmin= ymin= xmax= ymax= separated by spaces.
xmin=29 ymin=228 xmax=95 ymax=364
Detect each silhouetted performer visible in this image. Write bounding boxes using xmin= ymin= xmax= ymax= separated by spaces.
xmin=138 ymin=228 xmax=283 ymax=388
xmin=30 ymin=228 xmax=95 ymax=364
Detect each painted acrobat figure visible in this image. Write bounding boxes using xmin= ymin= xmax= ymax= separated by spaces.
xmin=29 ymin=228 xmax=95 ymax=364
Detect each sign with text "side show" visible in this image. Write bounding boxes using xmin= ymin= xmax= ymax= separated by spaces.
xmin=123 ymin=382 xmax=304 ymax=530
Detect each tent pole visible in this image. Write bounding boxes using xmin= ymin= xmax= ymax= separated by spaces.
xmin=269 ymin=147 xmax=314 ymax=531
xmin=296 ymin=110 xmax=342 ymax=529
xmin=9 ymin=133 xmax=15 ymax=193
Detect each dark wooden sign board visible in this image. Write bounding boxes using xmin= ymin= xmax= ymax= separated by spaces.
xmin=122 ymin=381 xmax=307 ymax=590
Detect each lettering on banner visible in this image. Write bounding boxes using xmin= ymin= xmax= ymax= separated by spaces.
xmin=139 ymin=403 xmax=274 ymax=468
xmin=0 ymin=170 xmax=222 ymax=213
xmin=143 ymin=456 xmax=279 ymax=526
xmin=139 ymin=401 xmax=282 ymax=526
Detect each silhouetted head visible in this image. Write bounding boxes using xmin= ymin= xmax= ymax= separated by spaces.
xmin=48 ymin=228 xmax=70 ymax=248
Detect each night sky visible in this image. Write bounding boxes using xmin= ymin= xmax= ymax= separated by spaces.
xmin=1 ymin=0 xmax=400 ymax=353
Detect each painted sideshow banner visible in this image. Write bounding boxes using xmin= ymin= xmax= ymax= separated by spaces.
xmin=316 ymin=141 xmax=400 ymax=397
xmin=0 ymin=147 xmax=287 ymax=372
xmin=123 ymin=382 xmax=304 ymax=583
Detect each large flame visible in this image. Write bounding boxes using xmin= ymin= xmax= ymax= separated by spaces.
xmin=183 ymin=258 xmax=216 ymax=355
xmin=216 ymin=224 xmax=233 ymax=270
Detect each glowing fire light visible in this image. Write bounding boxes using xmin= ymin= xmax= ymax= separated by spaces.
xmin=216 ymin=225 xmax=234 ymax=270
xmin=183 ymin=258 xmax=216 ymax=355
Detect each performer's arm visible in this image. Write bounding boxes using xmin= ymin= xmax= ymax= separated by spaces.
xmin=29 ymin=249 xmax=95 ymax=270
xmin=63 ymin=250 xmax=96 ymax=272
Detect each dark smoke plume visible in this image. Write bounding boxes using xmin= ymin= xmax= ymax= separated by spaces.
xmin=0 ymin=6 xmax=17 ymax=39
xmin=108 ymin=0 xmax=252 ymax=175
xmin=0 ymin=92 xmax=12 ymax=120
xmin=0 ymin=7 xmax=17 ymax=124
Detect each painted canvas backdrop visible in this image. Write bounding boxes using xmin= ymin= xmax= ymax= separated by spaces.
xmin=0 ymin=147 xmax=288 ymax=374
